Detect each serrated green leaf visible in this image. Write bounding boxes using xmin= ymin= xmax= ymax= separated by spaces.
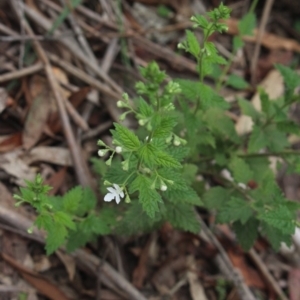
xmin=238 ymin=98 xmax=260 ymax=122
xmin=81 ymin=214 xmax=110 ymax=235
xmin=277 ymin=120 xmax=300 ymax=134
xmin=182 ymin=164 xmax=198 ymax=183
xmin=204 ymin=108 xmax=239 ymax=142
xmin=229 ymin=156 xmax=253 ymax=183
xmin=152 ymin=116 xmax=177 ymax=139
xmin=186 ymin=30 xmax=200 ymax=57
xmin=78 ymin=187 xmax=97 ymax=215
xmin=155 ymin=150 xmax=181 ymax=168
xmin=233 ymin=36 xmax=244 ymax=51
xmin=130 ymin=174 xmax=162 ymax=218
xmin=248 ymin=126 xmax=267 ymax=152
xmin=226 ymin=74 xmax=249 ymax=90
xmin=91 ymin=157 xmax=107 ymax=178
xmin=198 ymin=131 xmax=216 ymax=148
xmin=176 ymin=79 xmax=201 ymax=102
xmin=259 ymin=88 xmax=271 ymax=115
xmin=193 ymin=15 xmax=209 ymax=29
xmin=105 ymin=160 xmax=134 ymax=185
xmin=275 ymin=64 xmax=300 ymax=99
xmin=264 ymin=125 xmax=289 ymax=152
xmin=217 ymin=197 xmax=253 ymax=224
xmin=238 ymin=12 xmax=256 ymax=36
xmin=203 ymin=187 xmax=231 ymax=209
xmin=137 ymin=143 xmax=156 ymax=168
xmin=115 ymin=201 xmax=159 ymax=235
xmin=138 ymin=97 xmax=154 ymax=118
xmin=53 ymin=211 xmax=75 ymax=230
xmin=167 ymin=145 xmax=189 ymax=161
xmin=113 ymin=123 xmax=140 ymax=150
xmin=158 ymin=168 xmax=188 ymax=191
xmin=260 ymin=222 xmax=292 ymax=251
xmin=45 ymin=223 xmax=67 ymax=255
xmin=66 ymin=227 xmax=93 ymax=253
xmin=35 ymin=213 xmax=53 ymax=232
xmin=233 ymin=217 xmax=258 ymax=250
xmin=19 ymin=187 xmax=35 ymax=203
xmin=259 ymin=205 xmax=296 ymax=235
xmin=165 ymin=187 xmax=202 ymax=206
xmin=165 ymin=202 xmax=200 ymax=233
xmin=193 ymin=83 xmax=229 ymax=110
xmin=62 ymin=186 xmax=82 ymax=213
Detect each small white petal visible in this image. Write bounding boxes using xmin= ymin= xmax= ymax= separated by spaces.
xmin=107 ymin=187 xmax=117 ymax=193
xmin=115 ymin=195 xmax=121 ymax=204
xmin=104 ymin=193 xmax=115 ymax=202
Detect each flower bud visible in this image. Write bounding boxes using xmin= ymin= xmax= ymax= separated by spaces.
xmin=97 ymin=140 xmax=106 ymax=147
xmin=116 ymin=146 xmax=122 ymax=153
xmin=160 ymin=185 xmax=167 ymax=191
xmin=125 ymin=194 xmax=131 ymax=203
xmin=139 ymin=119 xmax=146 ymax=126
xmin=98 ymin=149 xmax=106 ymax=157
xmin=173 ymin=138 xmax=181 ymax=146
xmin=117 ymin=100 xmax=124 ymax=108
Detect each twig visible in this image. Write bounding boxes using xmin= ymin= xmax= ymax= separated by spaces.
xmin=21 ymin=1 xmax=123 ymax=94
xmin=0 ymin=205 xmax=148 ymax=300
xmin=16 ymin=0 xmax=25 ymax=69
xmin=48 ymin=52 xmax=122 ymax=122
xmin=249 ymin=249 xmax=289 ymax=300
xmin=72 ymin=2 xmax=198 ymax=74
xmin=198 ymin=217 xmax=257 ymax=300
xmin=11 ymin=0 xmax=91 ymax=188
xmin=250 ymin=0 xmax=275 ymax=85
xmin=0 ymin=63 xmax=43 ymax=83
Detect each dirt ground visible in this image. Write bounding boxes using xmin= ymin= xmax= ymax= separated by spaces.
xmin=1 ymin=0 xmax=300 ymax=299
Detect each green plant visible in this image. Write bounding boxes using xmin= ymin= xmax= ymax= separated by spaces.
xmin=15 ymin=3 xmax=300 ymax=254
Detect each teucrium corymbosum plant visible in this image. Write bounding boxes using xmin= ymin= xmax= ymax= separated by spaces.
xmin=15 ymin=3 xmax=300 ymax=254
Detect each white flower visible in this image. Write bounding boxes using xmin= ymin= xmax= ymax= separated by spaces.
xmin=104 ymin=184 xmax=124 ymax=204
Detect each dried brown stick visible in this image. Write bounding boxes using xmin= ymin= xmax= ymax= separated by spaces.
xmin=60 ymin=0 xmax=97 ymax=65
xmin=198 ymin=217 xmax=256 ymax=300
xmin=73 ymin=3 xmax=198 ymax=74
xmin=21 ymin=1 xmax=122 ymax=94
xmin=250 ymin=0 xmax=275 ymax=85
xmin=47 ymin=52 xmax=120 ymax=100
xmin=48 ymin=53 xmax=122 ymax=122
xmin=249 ymin=249 xmax=288 ymax=300
xmin=0 ymin=22 xmax=89 ymax=132
xmin=0 ymin=205 xmax=148 ymax=300
xmin=11 ymin=0 xmax=91 ymax=187
xmin=0 ymin=63 xmax=43 ymax=83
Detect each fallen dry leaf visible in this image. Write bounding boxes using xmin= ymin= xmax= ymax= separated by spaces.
xmin=0 ymin=149 xmax=36 ymax=185
xmin=0 ymin=88 xmax=9 ymax=114
xmin=0 ymin=132 xmax=22 ymax=153
xmin=186 ymin=256 xmax=208 ymax=300
xmin=23 ymin=75 xmax=53 ymax=150
xmin=235 ymin=69 xmax=284 ymax=135
xmin=1 ymin=252 xmax=70 ymax=300
xmin=24 ymin=146 xmax=73 ymax=166
xmin=288 ymin=268 xmax=300 ymax=300
xmin=227 ymin=248 xmax=266 ymax=289
xmin=56 ymin=250 xmax=76 ymax=281
xmin=225 ymin=18 xmax=300 ymax=53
